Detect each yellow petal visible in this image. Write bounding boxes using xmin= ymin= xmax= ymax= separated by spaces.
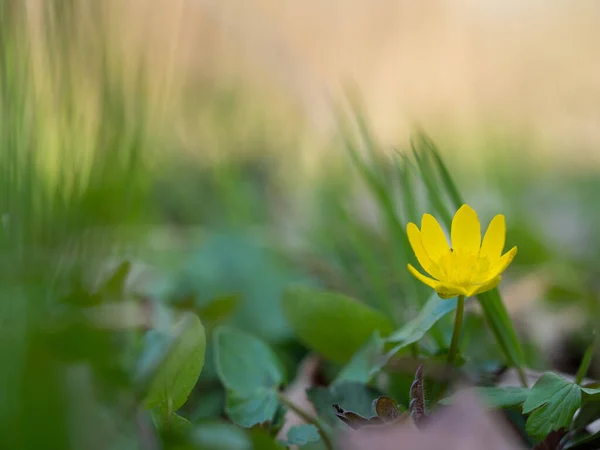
xmin=407 ymin=223 xmax=443 ymax=279
xmin=420 ymin=213 xmax=450 ymax=264
xmin=451 ymin=204 xmax=481 ymax=254
xmin=407 ymin=264 xmax=439 ymax=290
xmin=480 ymin=214 xmax=506 ymax=262
xmin=490 ymin=246 xmax=518 ymax=277
xmin=468 ymin=276 xmax=502 ymax=297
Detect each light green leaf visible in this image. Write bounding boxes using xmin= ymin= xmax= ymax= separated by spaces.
xmin=213 ymin=326 xmax=285 ymax=427
xmin=282 ymin=286 xmax=394 ymax=363
xmin=334 ymin=332 xmax=385 ymax=386
xmin=387 ymin=294 xmax=457 ymax=345
xmin=285 ymin=424 xmax=321 ymax=446
xmin=523 ymin=372 xmax=582 ymax=440
xmin=144 ymin=313 xmax=206 ymax=413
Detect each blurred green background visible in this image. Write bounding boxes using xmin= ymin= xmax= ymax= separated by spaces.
xmin=2 ymin=1 xmax=600 ymax=449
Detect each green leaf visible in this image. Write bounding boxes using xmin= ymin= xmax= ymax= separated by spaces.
xmin=99 ymin=260 xmax=132 ymax=299
xmin=581 ymin=386 xmax=600 ymax=396
xmin=282 ymin=286 xmax=394 ymax=363
xmin=152 ymin=411 xmax=192 ymax=434
xmin=387 ymin=294 xmax=457 ymax=346
xmin=285 ymin=425 xmax=321 ymax=446
xmin=441 ymin=387 xmax=528 ymax=409
xmin=475 ymin=386 xmax=529 ymax=408
xmin=214 ymin=326 xmax=284 ymax=395
xmin=191 ymin=422 xmax=252 ymax=450
xmin=213 ymin=326 xmax=285 ymax=427
xmin=251 ymin=429 xmax=286 ymax=450
xmin=334 ymin=332 xmax=385 ymax=386
xmin=225 ymin=390 xmax=280 ymax=428
xmin=144 ymin=312 xmax=206 ymax=413
xmin=523 ymin=372 xmax=583 ymax=440
xmin=307 ymin=382 xmax=382 ymax=428
xmin=334 ymin=295 xmax=457 ymax=383
xmin=199 ymin=295 xmax=240 ymax=330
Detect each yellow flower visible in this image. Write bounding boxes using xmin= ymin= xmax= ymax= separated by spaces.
xmin=407 ymin=204 xmax=517 ymax=298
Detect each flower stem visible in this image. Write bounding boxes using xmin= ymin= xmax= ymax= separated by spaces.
xmin=277 ymin=392 xmax=333 ymax=450
xmin=448 ymin=295 xmax=465 ymax=365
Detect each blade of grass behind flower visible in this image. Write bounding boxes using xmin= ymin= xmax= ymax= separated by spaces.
xmin=414 ymin=131 xmax=527 ymax=385
xmin=339 ymin=101 xmax=422 ymax=313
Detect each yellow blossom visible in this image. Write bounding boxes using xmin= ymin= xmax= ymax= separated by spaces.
xmin=407 ymin=204 xmax=517 ymax=298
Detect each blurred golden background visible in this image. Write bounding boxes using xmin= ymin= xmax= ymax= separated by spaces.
xmin=81 ymin=0 xmax=600 ymax=168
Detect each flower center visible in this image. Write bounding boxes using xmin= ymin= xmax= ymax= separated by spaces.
xmin=438 ymin=250 xmax=492 ymax=286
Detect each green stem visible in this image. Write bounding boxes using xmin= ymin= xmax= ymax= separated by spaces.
xmin=576 ymin=333 xmax=597 ymax=386
xmin=516 ymin=365 xmax=529 ymax=388
xmin=277 ymin=392 xmax=333 ymax=450
xmin=448 ymin=295 xmax=465 ymax=365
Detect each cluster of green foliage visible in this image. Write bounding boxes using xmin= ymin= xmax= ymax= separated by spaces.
xmin=3 ymin=2 xmax=600 ymax=450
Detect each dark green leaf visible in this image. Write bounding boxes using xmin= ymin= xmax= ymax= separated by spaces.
xmin=566 ymin=430 xmax=600 ymax=450
xmin=573 ymin=401 xmax=600 ymax=430
xmin=282 ymin=287 xmax=394 ymax=363
xmin=144 ymin=313 xmax=206 ymax=413
xmin=198 ymin=295 xmax=240 ymax=329
xmin=523 ymin=373 xmax=583 ymax=440
xmin=334 ymin=331 xmax=385 ymax=385
xmin=250 ymin=429 xmax=286 ymax=450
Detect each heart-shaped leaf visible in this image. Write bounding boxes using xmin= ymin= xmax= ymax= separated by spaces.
xmin=283 ymin=286 xmax=394 ymax=363
xmin=213 ymin=326 xmax=285 ymax=427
